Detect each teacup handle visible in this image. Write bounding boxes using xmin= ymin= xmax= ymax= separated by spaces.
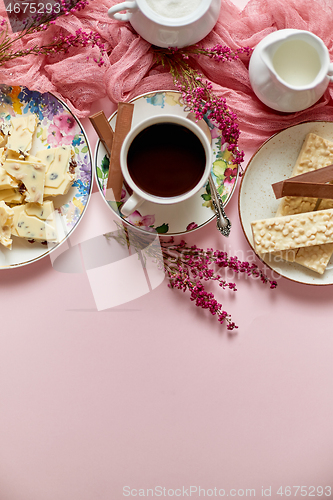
xmin=108 ymin=1 xmax=137 ymax=21
xmin=121 ymin=192 xmax=145 ymax=217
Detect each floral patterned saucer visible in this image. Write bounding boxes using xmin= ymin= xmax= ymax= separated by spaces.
xmin=95 ymin=91 xmax=238 ymax=235
xmin=0 ymin=85 xmax=92 ymax=268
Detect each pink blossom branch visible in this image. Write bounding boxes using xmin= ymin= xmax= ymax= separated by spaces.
xmin=162 ymin=239 xmax=277 ymax=331
xmin=104 ymin=227 xmax=277 ymax=331
xmin=0 ymin=0 xmax=105 ymax=67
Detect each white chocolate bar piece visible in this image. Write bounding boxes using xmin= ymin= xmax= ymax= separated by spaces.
xmin=317 ymin=197 xmax=333 ymax=211
xmin=0 ymin=129 xmax=7 ymax=148
xmin=11 ymin=201 xmax=58 ymax=242
xmin=0 ymin=148 xmax=19 ymax=191
xmin=0 ymin=200 xmax=14 ymax=249
xmin=0 ymin=188 xmax=24 ymax=205
xmin=0 ymin=165 xmax=19 ymax=190
xmin=294 ymin=243 xmax=333 ymax=275
xmin=35 ymin=146 xmax=76 ymax=196
xmin=7 ymin=115 xmax=37 ymax=157
xmin=3 ymin=155 xmax=46 ymax=204
xmin=251 ymin=209 xmax=333 ymax=254
xmin=0 ymin=147 xmax=6 ymax=166
xmin=272 ymin=243 xmax=333 ymax=275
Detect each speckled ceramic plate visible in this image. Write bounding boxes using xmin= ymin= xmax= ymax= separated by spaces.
xmin=95 ymin=91 xmax=238 ymax=236
xmin=0 ymin=85 xmax=92 ymax=269
xmin=239 ymin=121 xmax=333 ymax=285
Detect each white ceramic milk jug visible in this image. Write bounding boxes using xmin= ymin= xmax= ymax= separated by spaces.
xmin=249 ymin=29 xmax=333 ymax=112
xmin=108 ymin=0 xmax=221 ymax=48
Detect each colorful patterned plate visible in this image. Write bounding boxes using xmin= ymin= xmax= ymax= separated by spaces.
xmin=94 ymin=91 xmax=238 ymax=235
xmin=0 ymin=85 xmax=92 ymax=268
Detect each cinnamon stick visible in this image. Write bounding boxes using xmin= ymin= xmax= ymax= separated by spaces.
xmin=106 ymin=102 xmax=134 ymax=202
xmin=272 ymin=163 xmax=333 ymax=199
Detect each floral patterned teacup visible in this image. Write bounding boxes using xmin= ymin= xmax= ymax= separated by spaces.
xmin=120 ymin=114 xmax=212 ymax=217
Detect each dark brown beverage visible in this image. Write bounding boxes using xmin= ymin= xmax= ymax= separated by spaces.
xmin=127 ymin=123 xmax=206 ymax=198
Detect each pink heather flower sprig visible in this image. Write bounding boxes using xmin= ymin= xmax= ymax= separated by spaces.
xmin=180 ymin=80 xmax=244 ymax=165
xmin=37 ymin=29 xmax=106 ymax=66
xmin=183 ymin=43 xmax=252 ymax=62
xmin=153 ymin=44 xmax=252 ymax=166
xmin=0 ymin=0 xmax=105 ymax=67
xmin=105 ymin=225 xmax=277 ymax=332
xmin=21 ymin=0 xmax=90 ymax=31
xmin=162 ymin=239 xmax=277 ymax=331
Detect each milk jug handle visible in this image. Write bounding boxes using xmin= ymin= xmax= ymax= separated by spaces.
xmin=327 ymin=62 xmax=333 ymax=82
xmin=108 ymin=1 xmax=137 ymax=21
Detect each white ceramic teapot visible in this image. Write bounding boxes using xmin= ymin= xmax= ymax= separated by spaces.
xmin=108 ymin=0 xmax=221 ymax=48
xmin=249 ymin=29 xmax=333 ymax=112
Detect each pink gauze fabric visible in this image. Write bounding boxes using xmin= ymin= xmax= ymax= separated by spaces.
xmin=0 ymin=0 xmax=333 ymax=151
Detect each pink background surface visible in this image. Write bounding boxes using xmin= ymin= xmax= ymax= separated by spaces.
xmin=1 ymin=0 xmax=333 ymax=499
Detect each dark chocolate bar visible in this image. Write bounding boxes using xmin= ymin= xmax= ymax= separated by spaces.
xmin=272 ymin=163 xmax=333 ymax=199
xmin=89 ymin=111 xmax=114 ymax=156
xmin=106 ymin=103 xmax=134 ymax=202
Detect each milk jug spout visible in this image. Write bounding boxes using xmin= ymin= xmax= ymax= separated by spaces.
xmin=259 ymin=34 xmax=292 ymax=82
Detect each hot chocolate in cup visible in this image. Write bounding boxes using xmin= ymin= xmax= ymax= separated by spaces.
xmin=120 ymin=114 xmax=212 ymax=217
